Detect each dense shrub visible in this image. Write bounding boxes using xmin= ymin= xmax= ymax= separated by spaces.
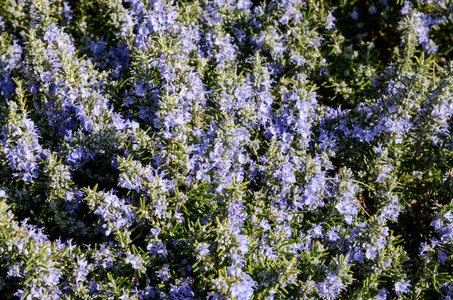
xmin=1 ymin=0 xmax=453 ymax=299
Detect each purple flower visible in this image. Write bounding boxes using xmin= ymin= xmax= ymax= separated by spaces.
xmin=419 ymin=241 xmax=430 ymax=257
xmin=365 ymin=245 xmax=377 ymax=259
xmin=7 ymin=264 xmax=21 ymax=278
xmin=311 ymin=224 xmax=324 ymax=238
xmin=156 ymin=264 xmax=170 ymax=282
xmin=301 ymin=171 xmax=326 ymax=207
xmin=326 ymin=226 xmax=340 ymax=242
xmin=76 ymin=256 xmax=89 ymax=283
xmin=431 ymin=211 xmax=453 ymax=241
xmin=326 ymin=10 xmax=336 ymax=29
xmin=437 ymin=249 xmax=447 ymax=265
xmin=369 ymin=3 xmax=377 ymax=15
xmin=196 ymin=242 xmax=210 ymax=257
xmin=350 ymin=7 xmax=359 ymax=20
xmin=214 ymin=34 xmax=237 ymax=63
xmin=376 ymin=164 xmax=393 ymax=183
xmin=227 ymin=267 xmax=256 ymax=300
xmin=440 ymin=282 xmax=453 ymax=298
xmin=316 ymin=272 xmax=346 ymax=299
xmin=169 ymin=278 xmax=195 ymax=298
xmin=62 ymin=2 xmax=73 ymax=21
xmin=2 ymin=104 xmax=42 ymax=182
xmin=92 ymin=191 xmax=135 ymax=235
xmin=375 ymin=287 xmax=388 ymax=300
xmin=237 ymin=0 xmax=252 ymax=10
xmin=151 ymin=228 xmax=161 ymax=236
xmin=147 ymin=239 xmax=168 ymax=258
xmin=394 ymin=279 xmax=411 ymax=295
xmin=125 ymin=251 xmax=142 ymax=270
xmin=259 ymin=218 xmax=270 ymax=231
xmin=45 ymin=267 xmax=61 ymax=286
xmin=401 ymin=2 xmax=411 ymax=16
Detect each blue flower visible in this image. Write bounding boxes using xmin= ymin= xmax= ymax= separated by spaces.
xmin=350 ymin=7 xmax=359 ymax=20
xmin=125 ymin=251 xmax=142 ymax=270
xmin=394 ymin=279 xmax=411 ymax=295
xmin=196 ymin=242 xmax=210 ymax=257
xmin=316 ymin=271 xmax=346 ymax=299
xmin=147 ymin=239 xmax=168 ymax=259
xmin=156 ymin=264 xmax=170 ymax=282
xmin=375 ymin=287 xmax=388 ymax=300
xmin=2 ymin=103 xmax=42 ymax=182
xmin=227 ymin=267 xmax=256 ymax=300
xmin=326 ymin=10 xmax=336 ymax=29
xmin=76 ymin=256 xmax=89 ymax=283
xmin=169 ymin=278 xmax=195 ymax=299
xmin=365 ymin=245 xmax=377 ymax=259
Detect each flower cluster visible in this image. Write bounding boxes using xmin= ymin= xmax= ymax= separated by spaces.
xmin=1 ymin=0 xmax=453 ymax=299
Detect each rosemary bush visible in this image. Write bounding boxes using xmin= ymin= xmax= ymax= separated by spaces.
xmin=1 ymin=0 xmax=453 ymax=299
